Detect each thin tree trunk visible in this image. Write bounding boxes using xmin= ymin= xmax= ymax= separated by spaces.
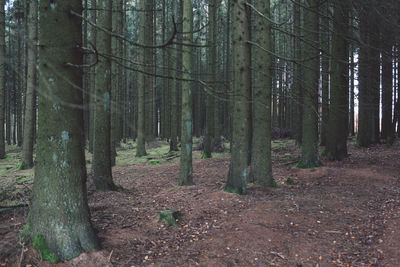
xmin=0 ymin=0 xmax=5 ymax=159
xmin=21 ymin=0 xmax=38 ymax=168
xmin=179 ymin=0 xmax=194 ymax=186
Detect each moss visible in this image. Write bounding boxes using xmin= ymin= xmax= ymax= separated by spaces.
xmin=148 ymin=159 xmax=160 ymax=165
xmin=20 ymin=223 xmax=30 ymax=243
xmin=296 ymin=160 xmax=322 ymax=169
xmin=33 ymin=234 xmax=59 ymax=263
xmin=158 ymin=210 xmax=182 ymax=226
xmin=285 ymin=177 xmax=295 ymax=185
xmin=201 ymin=151 xmax=211 ymax=159
xmin=224 ymin=186 xmax=240 ymax=194
xmin=271 ymin=180 xmax=280 ymax=188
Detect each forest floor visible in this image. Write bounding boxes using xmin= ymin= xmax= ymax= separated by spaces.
xmin=1 ymin=138 xmax=400 ymax=266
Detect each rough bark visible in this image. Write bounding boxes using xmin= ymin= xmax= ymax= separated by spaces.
xmin=357 ymin=6 xmax=380 ymax=147
xmin=136 ymin=0 xmax=148 ymax=157
xmin=381 ymin=29 xmax=393 ymax=142
xmin=22 ymin=0 xmax=38 ymax=168
xmin=297 ymin=0 xmax=321 ymax=168
xmin=225 ymin=0 xmax=251 ymax=195
xmin=28 ymin=0 xmax=100 ymax=260
xmin=92 ymin=0 xmax=117 ymax=191
xmin=249 ymin=0 xmax=274 ymax=187
xmin=326 ymin=0 xmax=349 ymax=160
xmin=179 ymin=0 xmax=194 ymax=186
xmin=203 ymin=0 xmax=217 ymax=159
xmin=0 ymin=0 xmax=4 ymax=159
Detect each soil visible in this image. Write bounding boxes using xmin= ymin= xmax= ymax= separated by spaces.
xmin=1 ymin=139 xmax=399 ymax=266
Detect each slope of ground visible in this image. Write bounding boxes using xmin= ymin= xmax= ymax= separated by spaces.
xmin=0 ymin=139 xmax=399 ymax=266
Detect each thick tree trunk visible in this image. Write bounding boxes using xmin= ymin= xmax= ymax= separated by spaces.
xmin=357 ymin=6 xmax=380 ymax=147
xmin=298 ymin=0 xmax=321 ymax=168
xmin=92 ymin=0 xmax=117 ymax=191
xmin=225 ymin=0 xmax=251 ymax=195
xmin=179 ymin=0 xmax=194 ymax=186
xmin=249 ymin=0 xmax=273 ymax=187
xmin=326 ymin=0 xmax=349 ymax=160
xmin=29 ymin=0 xmax=100 ymax=260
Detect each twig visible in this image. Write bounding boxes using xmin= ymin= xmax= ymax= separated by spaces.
xmin=17 ymin=243 xmax=25 ymax=267
xmin=108 ymin=250 xmax=114 ymax=263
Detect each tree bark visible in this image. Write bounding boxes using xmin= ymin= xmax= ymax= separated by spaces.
xmin=326 ymin=0 xmax=349 ymax=160
xmin=29 ymin=0 xmax=100 ymax=260
xmin=0 ymin=0 xmax=5 ymax=159
xmin=179 ymin=0 xmax=194 ymax=186
xmin=297 ymin=0 xmax=321 ymax=168
xmin=22 ymin=0 xmax=38 ymax=168
xmin=249 ymin=0 xmax=274 ymax=187
xmin=225 ymin=0 xmax=251 ymax=195
xmin=92 ymin=0 xmax=117 ymax=191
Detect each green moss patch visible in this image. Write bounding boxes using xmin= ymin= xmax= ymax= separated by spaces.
xmin=33 ymin=234 xmax=59 ymax=263
xmin=158 ymin=210 xmax=183 ymax=226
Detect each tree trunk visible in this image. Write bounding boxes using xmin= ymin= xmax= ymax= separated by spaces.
xmin=381 ymin=29 xmax=393 ymax=142
xmin=0 ymin=0 xmax=5 ymax=159
xmin=225 ymin=0 xmax=251 ymax=195
xmin=28 ymin=0 xmax=100 ymax=260
xmin=22 ymin=0 xmax=38 ymax=168
xmin=298 ymin=0 xmax=321 ymax=168
xmin=357 ymin=6 xmax=380 ymax=147
xmin=92 ymin=0 xmax=117 ymax=191
xmin=179 ymin=0 xmax=194 ymax=186
xmin=320 ymin=3 xmax=329 ymax=146
xmin=136 ymin=0 xmax=148 ymax=156
xmin=203 ymin=0 xmax=217 ymax=158
xmin=249 ymin=0 xmax=274 ymax=187
xmin=326 ymin=0 xmax=349 ymax=160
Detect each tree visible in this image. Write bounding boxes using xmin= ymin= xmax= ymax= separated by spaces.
xmin=92 ymin=0 xmax=117 ymax=191
xmin=0 ymin=0 xmax=5 ymax=159
xmin=357 ymin=4 xmax=380 ymax=147
xmin=249 ymin=0 xmax=274 ymax=186
xmin=22 ymin=0 xmax=38 ymax=169
xmin=203 ymin=0 xmax=218 ymax=159
xmin=136 ymin=0 xmax=149 ymax=157
xmin=169 ymin=0 xmax=181 ymax=152
xmin=297 ymin=0 xmax=321 ymax=168
xmin=225 ymin=0 xmax=251 ymax=195
xmin=179 ymin=0 xmax=194 ymax=186
xmin=381 ymin=28 xmax=393 ymax=142
xmin=27 ymin=0 xmax=100 ymax=260
xmin=326 ymin=0 xmax=350 ymax=160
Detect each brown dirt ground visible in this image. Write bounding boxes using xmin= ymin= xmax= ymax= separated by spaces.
xmin=1 ymin=139 xmax=400 ymax=267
